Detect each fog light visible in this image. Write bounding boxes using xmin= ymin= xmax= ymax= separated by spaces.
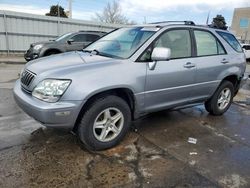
xmin=55 ymin=111 xmax=71 ymax=116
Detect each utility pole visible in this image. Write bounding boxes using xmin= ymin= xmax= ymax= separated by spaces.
xmin=68 ymin=0 xmax=72 ymax=18
xmin=57 ymin=2 xmax=60 ymax=36
xmin=57 ymin=2 xmax=60 ymax=18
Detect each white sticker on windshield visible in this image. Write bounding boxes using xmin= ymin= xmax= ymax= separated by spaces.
xmin=141 ymin=27 xmax=160 ymax=32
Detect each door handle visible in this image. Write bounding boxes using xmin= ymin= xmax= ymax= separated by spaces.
xmin=221 ymin=58 xmax=229 ymax=64
xmin=183 ymin=62 xmax=196 ymax=68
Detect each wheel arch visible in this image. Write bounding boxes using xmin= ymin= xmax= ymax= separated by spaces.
xmin=73 ymin=87 xmax=137 ymax=132
xmin=221 ymin=74 xmax=241 ymax=95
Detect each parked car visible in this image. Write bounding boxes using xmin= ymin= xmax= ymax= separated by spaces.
xmin=14 ymin=21 xmax=247 ymax=150
xmin=24 ymin=31 xmax=106 ymax=61
xmin=241 ymin=44 xmax=250 ymax=59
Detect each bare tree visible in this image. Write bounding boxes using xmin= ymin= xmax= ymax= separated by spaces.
xmin=94 ymin=1 xmax=135 ymax=24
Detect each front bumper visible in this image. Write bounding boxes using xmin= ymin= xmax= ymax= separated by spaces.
xmin=24 ymin=48 xmax=40 ymax=61
xmin=13 ymin=80 xmax=84 ymax=129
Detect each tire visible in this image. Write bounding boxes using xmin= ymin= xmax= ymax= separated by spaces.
xmin=205 ymin=80 xmax=234 ymax=116
xmin=77 ymin=95 xmax=131 ymax=151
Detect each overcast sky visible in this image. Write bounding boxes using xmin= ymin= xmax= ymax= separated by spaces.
xmin=0 ymin=0 xmax=250 ymax=25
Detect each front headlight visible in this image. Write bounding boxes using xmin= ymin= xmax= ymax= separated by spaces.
xmin=33 ymin=44 xmax=43 ymax=50
xmin=32 ymin=79 xmax=71 ymax=103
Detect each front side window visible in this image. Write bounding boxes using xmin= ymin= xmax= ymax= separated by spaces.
xmin=194 ymin=30 xmax=226 ymax=56
xmin=85 ymin=27 xmax=156 ymax=59
xmin=139 ymin=29 xmax=191 ymax=61
xmin=155 ymin=29 xmax=191 ymax=59
xmin=216 ymin=31 xmax=242 ymax=53
xmin=85 ymin=34 xmax=100 ymax=42
xmin=55 ymin=32 xmax=73 ymax=42
xmin=71 ymin=34 xmax=86 ymax=42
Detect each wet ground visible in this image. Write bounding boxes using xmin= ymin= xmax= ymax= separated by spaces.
xmin=0 ymin=63 xmax=250 ymax=188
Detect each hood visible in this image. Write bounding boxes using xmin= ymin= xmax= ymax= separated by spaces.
xmin=30 ymin=40 xmax=56 ymax=48
xmin=25 ymin=51 xmax=114 ymax=75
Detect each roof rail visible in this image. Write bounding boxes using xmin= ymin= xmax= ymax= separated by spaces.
xmin=149 ymin=21 xmax=195 ymax=26
xmin=78 ymin=30 xmax=107 ymax=33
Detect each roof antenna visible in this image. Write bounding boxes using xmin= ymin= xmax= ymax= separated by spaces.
xmin=206 ymin=11 xmax=210 ymax=25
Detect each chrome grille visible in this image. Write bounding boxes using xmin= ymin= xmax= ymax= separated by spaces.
xmin=21 ymin=69 xmax=36 ymax=87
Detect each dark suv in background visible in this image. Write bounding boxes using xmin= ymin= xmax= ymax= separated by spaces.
xmin=24 ymin=30 xmax=106 ymax=61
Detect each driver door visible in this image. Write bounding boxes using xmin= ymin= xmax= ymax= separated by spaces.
xmin=143 ymin=29 xmax=197 ymax=112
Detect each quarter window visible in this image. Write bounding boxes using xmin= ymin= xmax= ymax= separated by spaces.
xmin=194 ymin=30 xmax=226 ymax=56
xmin=155 ymin=29 xmax=191 ymax=59
xmin=216 ymin=31 xmax=242 ymax=53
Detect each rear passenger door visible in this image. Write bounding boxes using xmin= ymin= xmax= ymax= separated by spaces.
xmin=190 ymin=29 xmax=228 ymax=100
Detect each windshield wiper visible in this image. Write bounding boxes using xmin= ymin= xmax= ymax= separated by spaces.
xmin=81 ymin=49 xmax=100 ymax=55
xmin=82 ymin=49 xmax=92 ymax=53
xmin=82 ymin=49 xmax=122 ymax=59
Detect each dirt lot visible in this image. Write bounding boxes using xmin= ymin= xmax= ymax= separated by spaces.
xmin=0 ymin=63 xmax=250 ymax=188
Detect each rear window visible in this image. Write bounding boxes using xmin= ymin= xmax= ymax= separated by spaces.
xmin=216 ymin=31 xmax=243 ymax=52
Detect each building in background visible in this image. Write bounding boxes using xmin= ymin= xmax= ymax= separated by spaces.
xmin=231 ymin=7 xmax=250 ymax=43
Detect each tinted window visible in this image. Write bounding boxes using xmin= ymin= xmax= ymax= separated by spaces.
xmin=243 ymin=45 xmax=250 ymax=50
xmin=194 ymin=30 xmax=226 ymax=56
xmin=217 ymin=31 xmax=242 ymax=52
xmin=85 ymin=34 xmax=100 ymax=42
xmin=71 ymin=34 xmax=86 ymax=42
xmin=155 ymin=29 xmax=191 ymax=59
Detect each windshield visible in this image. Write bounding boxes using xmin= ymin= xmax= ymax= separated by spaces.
xmin=84 ymin=27 xmax=157 ymax=59
xmin=55 ymin=32 xmax=73 ymax=42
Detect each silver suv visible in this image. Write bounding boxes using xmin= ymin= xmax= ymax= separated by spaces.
xmin=14 ymin=21 xmax=246 ymax=150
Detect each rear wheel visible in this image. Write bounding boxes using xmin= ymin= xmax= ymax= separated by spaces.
xmin=77 ymin=95 xmax=131 ymax=150
xmin=205 ymin=81 xmax=234 ymax=115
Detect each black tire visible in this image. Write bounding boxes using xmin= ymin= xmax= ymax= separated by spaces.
xmin=205 ymin=80 xmax=234 ymax=116
xmin=77 ymin=95 xmax=131 ymax=151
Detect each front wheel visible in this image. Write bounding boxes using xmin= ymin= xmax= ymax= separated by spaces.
xmin=205 ymin=81 xmax=234 ymax=116
xmin=77 ymin=95 xmax=131 ymax=151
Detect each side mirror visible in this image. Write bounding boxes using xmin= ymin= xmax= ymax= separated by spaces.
xmin=67 ymin=39 xmax=74 ymax=44
xmin=151 ymin=47 xmax=171 ymax=61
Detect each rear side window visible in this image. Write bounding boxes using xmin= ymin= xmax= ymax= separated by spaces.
xmin=216 ymin=31 xmax=243 ymax=52
xmin=85 ymin=34 xmax=100 ymax=42
xmin=194 ymin=30 xmax=226 ymax=56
